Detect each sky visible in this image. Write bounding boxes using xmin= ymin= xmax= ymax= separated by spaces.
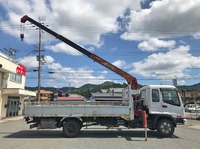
xmin=0 ymin=0 xmax=200 ymax=88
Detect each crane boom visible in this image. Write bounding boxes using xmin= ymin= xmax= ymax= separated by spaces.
xmin=21 ymin=15 xmax=137 ymax=89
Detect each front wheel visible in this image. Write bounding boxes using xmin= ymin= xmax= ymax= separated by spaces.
xmin=63 ymin=120 xmax=81 ymax=138
xmin=157 ymin=119 xmax=174 ymax=137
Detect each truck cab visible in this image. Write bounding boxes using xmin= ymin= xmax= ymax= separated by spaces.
xmin=140 ymin=85 xmax=185 ymax=118
xmin=138 ymin=85 xmax=186 ymax=137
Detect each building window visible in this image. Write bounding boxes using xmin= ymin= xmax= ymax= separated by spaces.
xmin=10 ymin=73 xmax=22 ymax=84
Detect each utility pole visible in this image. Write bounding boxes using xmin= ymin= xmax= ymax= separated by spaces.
xmin=3 ymin=47 xmax=16 ymax=56
xmin=37 ymin=19 xmax=42 ymax=103
xmin=68 ymin=83 xmax=71 ymax=94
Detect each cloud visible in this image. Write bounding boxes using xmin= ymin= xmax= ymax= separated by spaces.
xmin=121 ymin=0 xmax=200 ymax=41
xmin=47 ymin=63 xmax=62 ymax=70
xmin=45 ymin=42 xmax=82 ymax=56
xmin=131 ymin=45 xmax=200 ymax=80
xmin=112 ymin=60 xmax=126 ymax=68
xmin=101 ymin=70 xmax=108 ymax=74
xmin=45 ymin=56 xmax=54 ymax=63
xmin=18 ymin=56 xmax=38 ymax=68
xmin=18 ymin=55 xmax=54 ymax=68
xmin=179 ymin=40 xmax=186 ymax=45
xmin=18 ymin=54 xmax=111 ymax=87
xmin=111 ymin=47 xmax=118 ymax=51
xmin=178 ymin=80 xmax=186 ymax=85
xmin=0 ymin=0 xmax=52 ymax=42
xmin=0 ymin=0 xmax=141 ymax=48
xmin=47 ymin=63 xmax=110 ymax=87
xmin=138 ymin=38 xmax=176 ymax=51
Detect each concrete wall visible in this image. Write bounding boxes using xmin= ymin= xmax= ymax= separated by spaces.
xmin=0 ymin=94 xmax=2 ymax=119
xmin=0 ymin=72 xmax=2 ymax=89
xmin=0 ymin=52 xmax=17 ymax=73
xmin=0 ymin=95 xmax=7 ymax=119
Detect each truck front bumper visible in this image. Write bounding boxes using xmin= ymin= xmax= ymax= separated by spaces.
xmin=175 ymin=118 xmax=187 ymax=125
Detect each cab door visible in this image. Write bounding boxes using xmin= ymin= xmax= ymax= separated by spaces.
xmin=160 ymin=89 xmax=184 ymax=117
xmin=149 ymin=89 xmax=163 ymax=114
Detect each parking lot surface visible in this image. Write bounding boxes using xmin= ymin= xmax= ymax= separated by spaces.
xmin=0 ymin=117 xmax=200 ymax=149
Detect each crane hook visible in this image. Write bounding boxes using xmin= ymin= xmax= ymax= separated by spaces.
xmin=20 ymin=24 xmax=25 ymax=41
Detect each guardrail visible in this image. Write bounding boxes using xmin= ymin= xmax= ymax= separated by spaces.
xmin=25 ymin=101 xmax=129 ymax=107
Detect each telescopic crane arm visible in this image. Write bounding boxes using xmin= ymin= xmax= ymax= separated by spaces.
xmin=21 ymin=15 xmax=137 ymax=90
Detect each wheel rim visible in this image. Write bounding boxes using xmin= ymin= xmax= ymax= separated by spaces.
xmin=67 ymin=124 xmax=76 ymax=134
xmin=160 ymin=122 xmax=172 ymax=134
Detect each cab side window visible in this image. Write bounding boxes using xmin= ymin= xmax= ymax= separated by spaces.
xmin=152 ymin=89 xmax=159 ymax=102
xmin=140 ymin=90 xmax=146 ymax=99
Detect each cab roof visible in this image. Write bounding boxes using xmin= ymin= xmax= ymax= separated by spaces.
xmin=140 ymin=85 xmax=176 ymax=90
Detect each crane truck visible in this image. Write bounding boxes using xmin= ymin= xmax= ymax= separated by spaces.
xmin=20 ymin=15 xmax=186 ymax=138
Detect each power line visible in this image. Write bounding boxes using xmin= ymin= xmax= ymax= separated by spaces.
xmin=1 ymin=22 xmax=200 ymax=35
xmin=25 ymin=76 xmax=200 ymax=81
xmin=26 ymin=67 xmax=200 ymax=72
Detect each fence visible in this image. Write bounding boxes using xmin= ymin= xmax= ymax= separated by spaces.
xmin=185 ymin=111 xmax=200 ymax=120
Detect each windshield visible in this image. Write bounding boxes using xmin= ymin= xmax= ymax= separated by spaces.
xmin=161 ymin=89 xmax=180 ymax=106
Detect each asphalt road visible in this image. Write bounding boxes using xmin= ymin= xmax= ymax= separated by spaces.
xmin=0 ymin=118 xmax=200 ymax=149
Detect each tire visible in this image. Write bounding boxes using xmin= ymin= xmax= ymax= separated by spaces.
xmin=63 ymin=120 xmax=81 ymax=138
xmin=157 ymin=119 xmax=174 ymax=137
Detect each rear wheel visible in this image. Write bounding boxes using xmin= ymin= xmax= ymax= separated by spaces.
xmin=63 ymin=120 xmax=81 ymax=138
xmin=157 ymin=119 xmax=174 ymax=137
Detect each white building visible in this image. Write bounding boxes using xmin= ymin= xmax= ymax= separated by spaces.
xmin=0 ymin=52 xmax=36 ymax=119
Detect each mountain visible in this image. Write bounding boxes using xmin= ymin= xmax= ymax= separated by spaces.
xmin=80 ymin=81 xmax=128 ymax=90
xmin=79 ymin=83 xmax=100 ymax=90
xmin=191 ymin=82 xmax=200 ymax=90
xmin=25 ymin=86 xmax=57 ymax=92
xmin=25 ymin=81 xmax=200 ymax=95
xmin=176 ymin=83 xmax=200 ymax=92
xmin=25 ymin=81 xmax=141 ymax=93
xmin=25 ymin=86 xmax=76 ymax=93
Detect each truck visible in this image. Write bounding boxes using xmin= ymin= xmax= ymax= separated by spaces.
xmin=21 ymin=15 xmax=186 ymax=138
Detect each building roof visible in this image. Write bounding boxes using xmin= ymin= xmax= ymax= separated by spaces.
xmin=109 ymin=88 xmax=124 ymax=92
xmin=35 ymin=90 xmax=53 ymax=94
xmin=179 ymin=92 xmax=194 ymax=98
xmin=41 ymin=97 xmax=49 ymax=100
xmin=94 ymin=98 xmax=123 ymax=101
xmin=91 ymin=93 xmax=122 ymax=98
xmin=57 ymin=97 xmax=83 ymax=101
xmin=101 ymin=89 xmax=108 ymax=93
xmin=68 ymin=94 xmax=82 ymax=97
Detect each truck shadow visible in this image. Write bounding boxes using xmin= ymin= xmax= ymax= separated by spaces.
xmin=4 ymin=129 xmax=179 ymax=141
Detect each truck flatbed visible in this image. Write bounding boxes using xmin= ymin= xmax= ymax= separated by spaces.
xmin=24 ymin=101 xmax=131 ymax=120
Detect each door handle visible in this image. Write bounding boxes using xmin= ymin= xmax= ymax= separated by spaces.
xmin=162 ymin=105 xmax=167 ymax=108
